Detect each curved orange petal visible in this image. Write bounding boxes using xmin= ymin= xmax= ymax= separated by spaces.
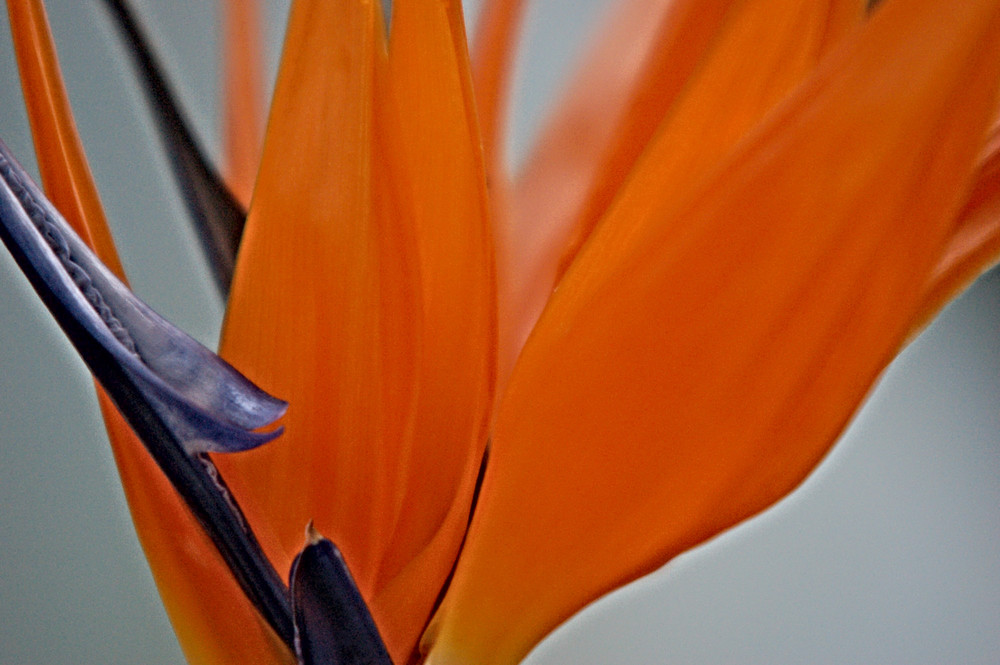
xmin=6 ymin=1 xmax=291 ymax=663
xmin=218 ymin=0 xmax=383 ymax=586
xmin=6 ymin=0 xmax=124 ymax=277
xmin=219 ymin=0 xmax=495 ymax=659
xmin=913 ymin=128 xmax=1000 ymax=331
xmin=368 ymin=0 xmax=496 ymax=658
xmin=104 ymin=411 xmax=292 ymax=665
xmin=498 ymin=0 xmax=865 ymax=387
xmin=469 ymin=0 xmax=524 ymax=332
xmin=217 ymin=0 xmax=460 ymax=661
xmin=221 ymin=0 xmax=265 ymax=207
xmin=470 ymin=0 xmax=526 ymax=178
xmin=495 ymin=0 xmax=676 ymax=383
xmin=567 ymin=0 xmax=867 ymax=283
xmin=425 ymin=0 xmax=1000 ymax=662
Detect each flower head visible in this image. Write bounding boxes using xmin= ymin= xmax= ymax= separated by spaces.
xmin=2 ymin=0 xmax=1000 ymax=664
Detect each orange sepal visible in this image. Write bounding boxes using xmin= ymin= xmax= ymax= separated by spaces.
xmin=470 ymin=0 xmax=525 ymax=178
xmin=498 ymin=0 xmax=863 ymax=386
xmin=560 ymin=0 xmax=868 ymax=291
xmin=557 ymin=0 xmax=862 ymax=264
xmin=6 ymin=0 xmax=124 ymax=277
xmin=102 ymin=400 xmax=293 ymax=665
xmin=221 ymin=0 xmax=264 ymax=207
xmin=217 ymin=0 xmax=384 ymax=588
xmin=7 ymin=1 xmax=291 ymax=662
xmin=913 ymin=129 xmax=1000 ymax=331
xmin=496 ymin=0 xmax=677 ymax=382
xmin=425 ymin=0 xmax=1000 ymax=662
xmin=366 ymin=0 xmax=497 ymax=658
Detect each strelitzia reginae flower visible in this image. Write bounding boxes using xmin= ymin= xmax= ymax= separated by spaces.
xmin=1 ymin=0 xmax=999 ymax=663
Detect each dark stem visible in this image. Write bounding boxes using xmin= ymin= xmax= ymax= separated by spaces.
xmin=98 ymin=0 xmax=246 ymax=297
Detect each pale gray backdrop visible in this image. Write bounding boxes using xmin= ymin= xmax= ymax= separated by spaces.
xmin=0 ymin=1 xmax=998 ymax=663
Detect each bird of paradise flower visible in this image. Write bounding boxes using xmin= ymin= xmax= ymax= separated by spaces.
xmin=1 ymin=0 xmax=1000 ymax=664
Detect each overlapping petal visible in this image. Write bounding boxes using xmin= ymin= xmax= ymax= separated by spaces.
xmin=494 ymin=0 xmax=677 ymax=382
xmin=496 ymin=0 xmax=865 ymax=385
xmin=470 ymin=0 xmax=524 ymax=179
xmin=914 ymin=129 xmax=1000 ymax=332
xmin=371 ymin=1 xmax=495 ymax=658
xmin=10 ymin=1 xmax=1000 ymax=663
xmin=216 ymin=0 xmax=494 ymax=661
xmin=7 ymin=0 xmax=124 ymax=275
xmin=424 ymin=0 xmax=1000 ymax=662
xmin=216 ymin=0 xmax=385 ymax=601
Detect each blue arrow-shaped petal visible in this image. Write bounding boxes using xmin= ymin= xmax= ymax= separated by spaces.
xmin=0 ymin=138 xmax=295 ymax=649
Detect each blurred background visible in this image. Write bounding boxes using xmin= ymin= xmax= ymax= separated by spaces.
xmin=0 ymin=1 xmax=998 ymax=663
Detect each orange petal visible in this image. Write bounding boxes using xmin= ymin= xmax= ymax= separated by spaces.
xmin=470 ymin=0 xmax=526 ymax=178
xmin=217 ymin=0 xmax=445 ymax=661
xmin=913 ymin=128 xmax=1000 ymax=332
xmin=470 ymin=0 xmax=523 ymax=402
xmin=6 ymin=2 xmax=291 ymax=662
xmin=6 ymin=0 xmax=124 ymax=277
xmin=498 ymin=0 xmax=864 ymax=387
xmin=221 ymin=0 xmax=264 ymax=207
xmin=217 ymin=0 xmax=383 ymax=586
xmin=103 ymin=404 xmax=293 ymax=665
xmin=220 ymin=0 xmax=495 ymax=659
xmin=495 ymin=0 xmax=676 ymax=383
xmin=565 ymin=0 xmax=867 ymax=284
xmin=426 ymin=0 xmax=1000 ymax=662
xmin=368 ymin=0 xmax=497 ymax=658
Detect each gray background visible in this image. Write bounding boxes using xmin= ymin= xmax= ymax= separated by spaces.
xmin=0 ymin=1 xmax=998 ymax=663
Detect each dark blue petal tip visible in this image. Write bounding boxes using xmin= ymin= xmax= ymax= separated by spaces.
xmin=0 ymin=139 xmax=284 ymax=455
xmin=290 ymin=524 xmax=393 ymax=665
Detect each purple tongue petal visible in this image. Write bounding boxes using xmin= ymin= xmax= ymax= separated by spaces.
xmin=290 ymin=525 xmax=392 ymax=665
xmin=0 ymin=140 xmax=285 ymax=453
xmin=0 ymin=138 xmax=295 ymax=650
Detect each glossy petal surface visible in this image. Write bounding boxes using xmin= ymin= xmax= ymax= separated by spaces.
xmin=495 ymin=0 xmax=676 ymax=381
xmin=496 ymin=0 xmax=863 ymax=383
xmin=218 ymin=0 xmax=382 ymax=588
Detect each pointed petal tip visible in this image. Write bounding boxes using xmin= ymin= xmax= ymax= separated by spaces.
xmin=304 ymin=520 xmax=323 ymax=547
